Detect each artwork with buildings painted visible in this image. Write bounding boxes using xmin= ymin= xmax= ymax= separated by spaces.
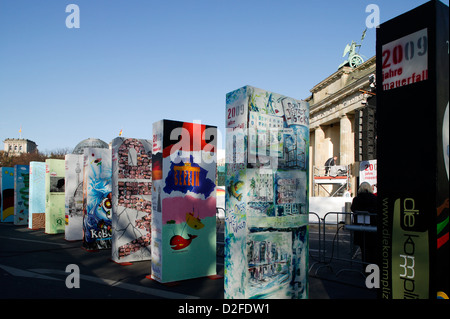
xmin=0 ymin=167 xmax=14 ymax=223
xmin=14 ymin=165 xmax=29 ymax=225
xmin=64 ymin=154 xmax=84 ymax=241
xmin=151 ymin=120 xmax=217 ymax=283
xmin=111 ymin=137 xmax=152 ymax=263
xmin=225 ymin=85 xmax=309 ymax=299
xmin=29 ymin=162 xmax=46 ymax=229
xmin=82 ymin=148 xmax=112 ymax=251
xmin=45 ymin=159 xmax=66 ymax=234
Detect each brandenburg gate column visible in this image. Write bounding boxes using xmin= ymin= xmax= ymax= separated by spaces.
xmin=314 ymin=125 xmax=326 ymax=172
xmin=339 ymin=114 xmax=356 ymax=195
xmin=313 ymin=125 xmax=329 ymax=196
xmin=339 ymin=114 xmax=353 ymax=165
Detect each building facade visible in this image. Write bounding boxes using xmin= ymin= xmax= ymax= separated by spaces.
xmin=3 ymin=138 xmax=38 ymax=155
xmin=307 ymin=56 xmax=376 ymax=196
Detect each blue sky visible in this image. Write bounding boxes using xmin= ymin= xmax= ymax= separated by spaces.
xmin=0 ymin=0 xmax=447 ymax=153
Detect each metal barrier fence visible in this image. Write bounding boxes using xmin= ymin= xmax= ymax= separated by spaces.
xmin=309 ymin=211 xmax=377 ymax=278
xmin=216 ymin=208 xmax=377 ymax=281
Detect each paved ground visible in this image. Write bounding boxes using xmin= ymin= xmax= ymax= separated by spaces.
xmin=308 ymin=223 xmax=377 ymax=299
xmin=0 ymin=221 xmax=376 ymax=300
xmin=0 ymin=223 xmax=224 ymax=299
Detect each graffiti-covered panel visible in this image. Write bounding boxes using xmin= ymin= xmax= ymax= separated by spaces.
xmin=1 ymin=167 xmax=14 ymax=223
xmin=45 ymin=159 xmax=65 ymax=234
xmin=111 ymin=137 xmax=152 ymax=263
xmin=225 ymin=86 xmax=309 ymax=299
xmin=14 ymin=165 xmax=29 ymax=225
xmin=65 ymin=154 xmax=84 ymax=241
xmin=151 ymin=120 xmax=217 ymax=283
xmin=82 ymin=148 xmax=112 ymax=250
xmin=29 ymin=162 xmax=46 ymax=229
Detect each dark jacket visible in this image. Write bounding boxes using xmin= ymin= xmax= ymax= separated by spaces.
xmin=351 ymin=192 xmax=377 ymax=215
xmin=351 ymin=192 xmax=378 ymax=264
xmin=325 ymin=157 xmax=335 ymax=167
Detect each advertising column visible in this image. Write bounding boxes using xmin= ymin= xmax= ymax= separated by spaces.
xmin=376 ymin=1 xmax=449 ymax=299
xmin=151 ymin=120 xmax=217 ymax=283
xmin=359 ymin=160 xmax=377 ymax=194
xmin=111 ymin=137 xmax=152 ymax=263
xmin=224 ymin=85 xmax=309 ymax=299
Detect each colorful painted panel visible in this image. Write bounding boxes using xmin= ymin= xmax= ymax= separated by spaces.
xmin=151 ymin=120 xmax=217 ymax=283
xmin=29 ymin=162 xmax=46 ymax=229
xmin=65 ymin=154 xmax=84 ymax=241
xmin=14 ymin=165 xmax=29 ymax=225
xmin=225 ymin=85 xmax=309 ymax=299
xmin=111 ymin=137 xmax=152 ymax=263
xmin=82 ymin=148 xmax=112 ymax=251
xmin=45 ymin=159 xmax=66 ymax=234
xmin=1 ymin=167 xmax=14 ymax=223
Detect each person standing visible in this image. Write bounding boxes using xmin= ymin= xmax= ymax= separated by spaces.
xmin=351 ymin=182 xmax=377 ymax=264
xmin=324 ymin=155 xmax=338 ymax=175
